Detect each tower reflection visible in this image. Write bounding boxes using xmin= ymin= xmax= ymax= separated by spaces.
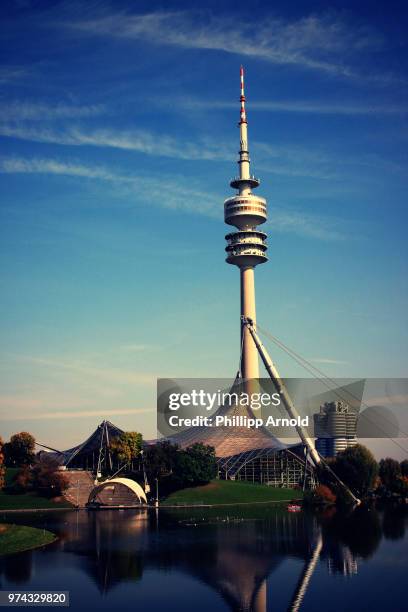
xmin=1 ymin=504 xmax=405 ymax=612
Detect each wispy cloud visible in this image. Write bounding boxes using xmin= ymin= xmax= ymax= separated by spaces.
xmin=119 ymin=344 xmax=158 ymax=352
xmin=0 ymin=123 xmax=340 ymax=180
xmin=0 ymin=350 xmax=156 ymax=425
xmin=4 ymin=116 xmax=401 ymax=180
xmin=64 ymin=10 xmax=382 ymax=79
xmin=0 ymin=123 xmax=230 ymax=161
xmin=256 ymin=153 xmax=338 ymax=180
xmin=0 ymin=156 xmax=119 ymax=181
xmin=310 ymin=357 xmax=349 ymax=365
xmin=0 ymin=101 xmax=104 ymax=121
xmin=0 ymin=407 xmax=153 ymax=421
xmin=0 ymin=394 xmax=93 ymax=412
xmin=19 ymin=355 xmax=156 ymax=387
xmin=0 ymin=65 xmax=27 ymax=84
xmin=175 ymin=97 xmax=408 ymax=117
xmin=0 ymin=155 xmax=220 ymax=217
xmin=0 ymin=155 xmax=348 ymax=240
xmin=270 ymin=207 xmax=346 ymax=241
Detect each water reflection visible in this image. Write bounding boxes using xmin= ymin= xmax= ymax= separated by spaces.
xmin=0 ymin=504 xmax=407 ymax=612
xmin=1 ymin=550 xmax=33 ymax=584
xmin=320 ymin=505 xmax=383 ymax=561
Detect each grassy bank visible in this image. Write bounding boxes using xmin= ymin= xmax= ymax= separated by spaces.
xmin=0 ymin=469 xmax=72 ymax=511
xmin=0 ymin=524 xmax=57 ymax=555
xmin=162 ymin=480 xmax=302 ymax=506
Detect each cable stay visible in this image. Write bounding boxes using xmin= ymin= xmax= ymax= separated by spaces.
xmin=254 ymin=321 xmax=408 ymax=456
xmin=242 ymin=316 xmax=363 ymax=503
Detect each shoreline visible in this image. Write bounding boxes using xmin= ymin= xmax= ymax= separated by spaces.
xmin=1 ymin=507 xmax=75 ymax=514
xmin=1 ymin=497 xmax=303 ymax=513
xmin=0 ymin=524 xmax=58 ymax=556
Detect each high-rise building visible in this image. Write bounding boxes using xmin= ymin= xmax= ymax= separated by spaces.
xmin=224 ymin=66 xmax=268 ymax=381
xmin=314 ymin=401 xmax=358 ymax=457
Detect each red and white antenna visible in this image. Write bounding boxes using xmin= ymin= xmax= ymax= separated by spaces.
xmin=239 ymin=65 xmax=247 ymax=124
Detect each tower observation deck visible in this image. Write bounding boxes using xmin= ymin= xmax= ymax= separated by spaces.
xmin=225 ymin=67 xmax=268 ymax=380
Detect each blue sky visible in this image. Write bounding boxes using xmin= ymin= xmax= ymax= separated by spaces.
xmin=0 ymin=0 xmax=407 ymax=458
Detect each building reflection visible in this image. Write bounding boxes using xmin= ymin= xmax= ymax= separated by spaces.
xmin=327 ymin=544 xmax=358 ymax=576
xmin=0 ymin=505 xmax=407 ymax=611
xmin=54 ymin=508 xmax=315 ymax=610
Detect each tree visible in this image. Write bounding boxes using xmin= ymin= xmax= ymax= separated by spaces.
xmin=110 ymin=432 xmax=143 ymax=465
xmin=15 ymin=456 xmax=68 ymax=498
xmin=379 ymin=457 xmax=401 ymax=491
xmin=174 ymin=443 xmax=217 ymax=487
xmin=400 ymin=459 xmax=408 ymax=477
xmin=332 ymin=444 xmax=378 ymax=497
xmin=4 ymin=432 xmax=35 ymax=467
xmin=321 ymin=506 xmax=382 ymax=559
xmin=145 ymin=440 xmax=179 ymax=479
xmin=144 ymin=441 xmax=217 ymax=494
xmin=390 ymin=475 xmax=408 ymax=497
xmin=0 ymin=436 xmax=5 ymax=490
xmin=32 ymin=456 xmax=69 ymax=498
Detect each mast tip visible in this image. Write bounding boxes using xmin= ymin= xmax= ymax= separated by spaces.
xmin=239 ymin=66 xmax=247 ymax=124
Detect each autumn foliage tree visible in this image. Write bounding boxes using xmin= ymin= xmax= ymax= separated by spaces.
xmin=394 ymin=475 xmax=408 ymax=496
xmin=0 ymin=436 xmax=5 ymax=490
xmin=4 ymin=432 xmax=36 ymax=467
xmin=313 ymin=484 xmax=337 ymax=505
xmin=110 ymin=432 xmax=143 ymax=465
xmin=15 ymin=456 xmax=68 ymax=498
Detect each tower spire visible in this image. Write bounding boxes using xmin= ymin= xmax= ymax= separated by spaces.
xmin=238 ymin=66 xmax=250 ymax=185
xmin=239 ymin=65 xmax=247 ymax=125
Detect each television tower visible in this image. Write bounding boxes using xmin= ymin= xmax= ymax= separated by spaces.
xmin=225 ymin=66 xmax=268 ymax=381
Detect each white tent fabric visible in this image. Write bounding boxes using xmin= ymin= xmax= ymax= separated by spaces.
xmin=90 ymin=477 xmax=147 ymax=504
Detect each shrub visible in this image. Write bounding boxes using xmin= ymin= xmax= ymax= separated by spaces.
xmin=313 ymin=484 xmax=337 ymax=505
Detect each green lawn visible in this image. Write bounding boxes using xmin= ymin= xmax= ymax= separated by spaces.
xmin=0 ymin=524 xmax=56 ymax=555
xmin=162 ymin=479 xmax=302 ymax=506
xmin=0 ymin=469 xmax=72 ymax=511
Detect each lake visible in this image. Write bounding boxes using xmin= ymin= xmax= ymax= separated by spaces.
xmin=1 ymin=504 xmax=407 ymax=611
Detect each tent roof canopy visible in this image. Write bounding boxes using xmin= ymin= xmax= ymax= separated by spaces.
xmin=41 ymin=420 xmax=124 ymax=466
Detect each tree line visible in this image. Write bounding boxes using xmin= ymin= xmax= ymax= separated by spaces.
xmin=310 ymin=444 xmax=408 ymax=505
xmin=0 ymin=431 xmax=218 ymax=500
xmin=1 ymin=431 xmax=406 ymax=504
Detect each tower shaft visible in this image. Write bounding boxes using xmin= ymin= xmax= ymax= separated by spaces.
xmin=240 ymin=266 xmax=259 ymax=379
